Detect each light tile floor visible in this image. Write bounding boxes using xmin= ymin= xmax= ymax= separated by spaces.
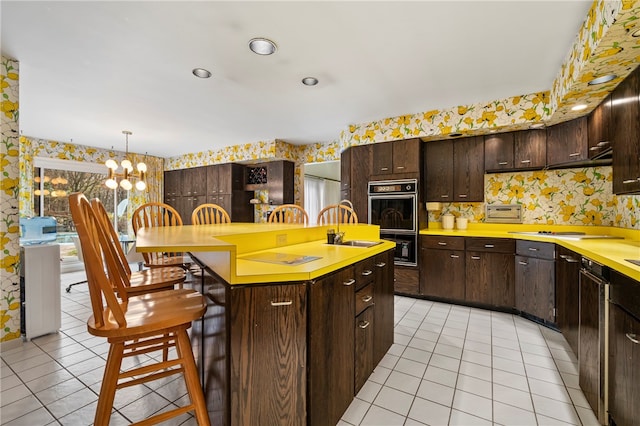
xmin=1 ymin=270 xmax=599 ymax=425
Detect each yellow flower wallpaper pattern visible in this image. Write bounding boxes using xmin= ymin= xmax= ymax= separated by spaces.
xmin=1 ymin=57 xmax=21 ymax=343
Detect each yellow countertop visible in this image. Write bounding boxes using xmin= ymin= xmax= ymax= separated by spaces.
xmin=136 ymin=223 xmax=395 ymax=285
xmin=420 ymin=223 xmax=640 ymax=281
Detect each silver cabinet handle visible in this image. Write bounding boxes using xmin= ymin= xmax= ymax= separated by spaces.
xmin=375 ymin=262 xmax=386 ymax=268
xmin=450 ymin=254 xmax=460 ymax=259
xmin=565 ymin=257 xmax=579 ymax=263
xmin=519 ymin=261 xmax=528 ymax=266
xmin=589 ymin=146 xmax=600 ymax=151
xmin=343 ymin=278 xmax=355 ymax=286
xmin=626 ymin=333 xmax=639 ymax=344
xmin=380 ymin=167 xmax=389 ymax=171
xmin=520 ymin=159 xmax=531 ymax=164
xmin=569 ymin=152 xmax=581 ymax=157
xmin=528 ymin=247 xmax=539 ymax=251
xmin=362 ymin=295 xmax=373 ymax=303
xmin=471 ymin=256 xmax=480 ymax=260
xmin=359 ymin=321 xmax=370 ymax=329
xmin=361 ymin=270 xmax=373 ymax=276
xmin=438 ymin=242 xmax=447 ymax=246
xmin=458 ymin=194 xmax=468 ymax=198
xmin=396 ymin=166 xmax=405 ymax=170
xmin=498 ymin=161 xmax=508 ymax=165
xmin=484 ymin=244 xmax=494 ymax=248
xmin=597 ymin=141 xmax=609 ymax=147
xmin=270 ymin=300 xmax=292 ymax=306
xmin=623 ymin=179 xmax=638 ymax=184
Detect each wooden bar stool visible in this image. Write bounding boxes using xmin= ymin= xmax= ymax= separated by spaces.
xmin=317 ymin=204 xmax=359 ymax=225
xmin=69 ymin=193 xmax=210 ymax=425
xmin=191 ymin=203 xmax=231 ymax=225
xmin=268 ymin=204 xmax=309 ymax=224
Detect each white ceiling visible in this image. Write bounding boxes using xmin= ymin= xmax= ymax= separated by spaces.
xmin=1 ymin=1 xmax=593 ymax=158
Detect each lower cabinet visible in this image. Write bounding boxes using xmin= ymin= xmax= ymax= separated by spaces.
xmin=373 ymin=250 xmax=395 ymax=366
xmin=515 ymin=241 xmax=556 ymax=323
xmin=555 ymin=246 xmax=581 ymax=355
xmin=465 ymin=238 xmax=514 ymax=308
xmin=355 ymin=307 xmax=374 ymax=394
xmin=420 ymin=236 xmax=466 ymax=300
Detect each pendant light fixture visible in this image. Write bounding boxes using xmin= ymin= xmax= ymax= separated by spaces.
xmin=105 ymin=130 xmax=147 ymax=191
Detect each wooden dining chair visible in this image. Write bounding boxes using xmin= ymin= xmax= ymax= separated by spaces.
xmin=131 ymin=202 xmax=188 ymax=269
xmin=317 ymin=204 xmax=359 ymax=225
xmin=69 ymin=193 xmax=210 ymax=426
xmin=91 ymin=198 xmax=185 ymax=297
xmin=192 ymin=203 xmax=231 ymax=225
xmin=268 ymin=204 xmax=309 ymax=224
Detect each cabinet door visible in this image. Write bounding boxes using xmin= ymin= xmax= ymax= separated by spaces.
xmin=453 ymin=136 xmax=484 ymax=202
xmin=350 ymin=145 xmax=371 ymax=221
xmin=355 ymin=307 xmax=374 ymax=394
xmin=420 ymin=248 xmax=465 ymax=301
xmin=514 ymin=129 xmax=546 ymax=169
xmin=515 ymin=256 xmax=555 ymax=322
xmin=393 ymin=138 xmax=420 ymax=174
xmin=608 ymin=303 xmax=640 ymax=426
xmin=546 ymin=116 xmax=588 ymax=166
xmin=229 ymin=283 xmax=307 ymax=426
xmin=612 ymin=68 xmax=640 ymax=194
xmin=308 ymin=267 xmax=355 ymax=426
xmin=555 ymin=247 xmax=580 ymax=355
xmin=183 ymin=195 xmax=206 ymax=224
xmin=587 ymin=95 xmax=612 ymax=159
xmin=206 ymin=165 xmax=219 ymax=196
xmin=164 ymin=170 xmax=182 ymax=197
xmin=484 ymin=133 xmax=514 ymax=171
xmin=466 ymin=252 xmax=514 ymax=307
xmin=373 ymin=250 xmax=394 ymax=366
xmin=182 ymin=167 xmax=207 ymax=197
xmin=371 ymin=142 xmax=393 ymax=175
xmin=425 ymin=140 xmax=453 ymax=202
xmin=217 ymin=163 xmax=232 ymax=194
xmin=340 ymin=147 xmax=352 ymax=191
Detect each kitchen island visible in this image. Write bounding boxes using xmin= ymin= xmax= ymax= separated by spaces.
xmin=137 ymin=223 xmax=395 ymax=426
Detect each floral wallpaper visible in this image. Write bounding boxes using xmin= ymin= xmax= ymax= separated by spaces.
xmin=1 ymin=57 xmax=21 ymax=343
xmin=428 ymin=166 xmax=639 ymax=229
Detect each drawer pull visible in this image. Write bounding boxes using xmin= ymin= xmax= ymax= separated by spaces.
xmin=484 ymin=244 xmax=494 ymax=248
xmin=471 ymin=256 xmax=480 ymax=260
xmin=450 ymin=254 xmax=460 ymax=259
xmin=528 ymin=247 xmax=539 ymax=251
xmin=626 ymin=333 xmax=639 ymax=344
xmin=270 ymin=300 xmax=292 ymax=306
xmin=498 ymin=161 xmax=508 ymax=165
xmin=597 ymin=141 xmax=609 ymax=147
xmin=441 ymin=195 xmax=449 ymax=198
xmin=589 ymin=146 xmax=600 ymax=151
xmin=380 ymin=167 xmax=389 ymax=171
xmin=359 ymin=321 xmax=371 ymax=329
xmin=520 ymin=159 xmax=531 ymax=164
xmin=362 ymin=295 xmax=373 ymax=303
xmin=375 ymin=262 xmax=386 ymax=268
xmin=396 ymin=166 xmax=405 ymax=170
xmin=565 ymin=257 xmax=579 ymax=263
xmin=361 ymin=270 xmax=373 ymax=276
xmin=569 ymin=152 xmax=580 ymax=157
xmin=519 ymin=261 xmax=528 ymax=266
xmin=438 ymin=242 xmax=447 ymax=246
xmin=343 ymin=279 xmax=355 ymax=286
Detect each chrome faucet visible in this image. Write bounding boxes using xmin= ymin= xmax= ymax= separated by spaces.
xmin=335 ymin=199 xmax=353 ymax=243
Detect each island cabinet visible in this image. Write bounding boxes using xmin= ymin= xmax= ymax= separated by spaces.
xmin=515 ymin=240 xmax=556 ymax=323
xmin=587 ymin=94 xmax=612 ymax=159
xmin=611 ymin=66 xmax=640 ymax=194
xmin=371 ymin=138 xmax=421 ymax=177
xmin=555 ymin=246 xmax=581 ymax=355
xmin=419 ymin=235 xmax=466 ymax=300
xmin=465 ymin=238 xmax=515 ymax=308
xmin=340 ymin=144 xmax=371 ymax=220
xmin=546 ymin=116 xmax=588 ymax=167
xmin=373 ymin=250 xmax=394 ymax=366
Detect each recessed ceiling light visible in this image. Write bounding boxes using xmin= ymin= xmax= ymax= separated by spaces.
xmin=632 ymin=28 xmax=640 ymax=37
xmin=192 ymin=68 xmax=211 ymax=78
xmin=302 ymin=77 xmax=318 ymax=86
xmin=588 ymin=74 xmax=617 ymax=85
xmin=571 ymin=104 xmax=588 ymax=111
xmin=249 ymin=38 xmax=277 ymax=55
xmin=529 ymin=123 xmax=546 ymax=129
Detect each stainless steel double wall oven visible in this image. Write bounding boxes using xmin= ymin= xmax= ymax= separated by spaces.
xmin=368 ymin=179 xmax=418 ymax=266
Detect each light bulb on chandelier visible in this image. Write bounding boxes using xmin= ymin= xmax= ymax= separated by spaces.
xmin=104 ymin=130 xmax=148 ymax=191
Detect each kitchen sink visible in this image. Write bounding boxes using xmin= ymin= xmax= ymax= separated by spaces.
xmin=336 ymin=240 xmax=383 ymax=248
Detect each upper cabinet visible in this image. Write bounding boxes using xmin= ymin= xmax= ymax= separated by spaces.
xmin=546 ymin=116 xmax=588 ymax=167
xmin=484 ymin=133 xmax=514 ymax=172
xmin=611 ymin=67 xmax=640 ymax=194
xmin=245 ymin=160 xmax=295 ymax=204
xmin=340 ymin=144 xmax=371 ymax=221
xmin=371 ymin=138 xmax=420 ymax=177
xmin=425 ymin=136 xmax=484 ymax=202
xmin=514 ymin=129 xmax=546 ymax=170
xmin=588 ymin=94 xmax=612 ymax=159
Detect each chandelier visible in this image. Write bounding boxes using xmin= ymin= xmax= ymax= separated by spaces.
xmin=105 ymin=130 xmax=147 ymax=191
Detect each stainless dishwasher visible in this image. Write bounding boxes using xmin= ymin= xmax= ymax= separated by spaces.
xmin=579 ymin=257 xmax=609 ymax=424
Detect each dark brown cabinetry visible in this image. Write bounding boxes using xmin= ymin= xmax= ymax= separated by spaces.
xmin=555 ymin=246 xmax=580 ymax=355
xmin=340 ymin=145 xmax=371 ymax=221
xmin=608 ymin=271 xmax=640 ymax=426
xmin=514 ymin=129 xmax=547 ymax=170
xmin=611 ymin=66 xmax=640 ymax=194
xmin=245 ymin=160 xmax=295 ymax=205
xmin=484 ymin=133 xmax=514 ymax=171
xmin=371 ymin=138 xmax=421 ymax=176
xmin=546 ymin=116 xmax=588 ymax=167
xmin=515 ymin=240 xmax=555 ymax=323
xmin=465 ymin=238 xmax=515 ymax=308
xmin=229 ymin=283 xmax=307 ymax=426
xmin=425 ymin=136 xmax=484 ymax=202
xmin=355 ymin=296 xmax=374 ymax=394
xmin=163 ymin=169 xmax=182 ymax=213
xmin=420 ymin=236 xmax=466 ymax=300
xmin=587 ymin=94 xmax=612 ymax=159
xmin=373 ymin=250 xmax=394 ymax=366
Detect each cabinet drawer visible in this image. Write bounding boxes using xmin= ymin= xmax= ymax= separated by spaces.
xmin=421 ymin=235 xmax=465 ymax=250
xmin=516 ymin=240 xmax=555 ymax=260
xmin=355 ymin=284 xmax=375 ymax=316
xmin=355 ymin=257 xmax=375 ymax=290
xmin=465 ymin=238 xmax=514 ymax=253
